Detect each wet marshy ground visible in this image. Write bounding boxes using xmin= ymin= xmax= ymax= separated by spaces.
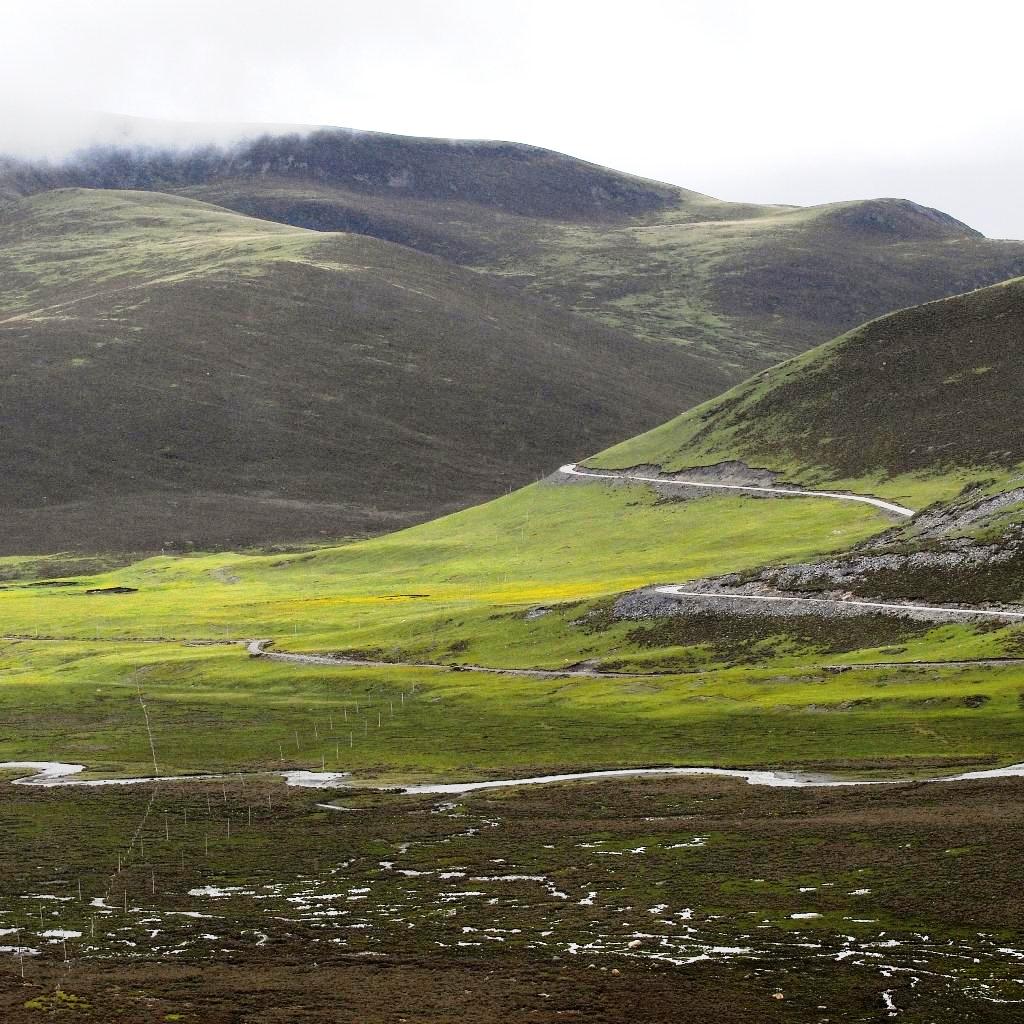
xmin=1 ymin=773 xmax=1023 ymax=1021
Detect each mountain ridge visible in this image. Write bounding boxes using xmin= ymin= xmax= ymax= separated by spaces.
xmin=5 ymin=124 xmax=1022 ymax=398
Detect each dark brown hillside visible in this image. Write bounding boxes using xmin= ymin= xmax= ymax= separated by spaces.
xmin=180 ymin=176 xmax=1024 ymax=394
xmin=1 ymin=128 xmax=684 ymax=220
xmin=0 ymin=190 xmax=700 ymax=554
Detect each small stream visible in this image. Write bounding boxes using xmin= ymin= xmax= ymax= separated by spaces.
xmin=3 ymin=760 xmax=1024 ymax=793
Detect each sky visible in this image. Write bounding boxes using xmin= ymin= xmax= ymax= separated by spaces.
xmin=1 ymin=0 xmax=1022 ymax=238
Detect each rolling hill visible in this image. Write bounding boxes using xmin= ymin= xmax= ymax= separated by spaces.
xmin=0 ymin=188 xmax=699 ymax=554
xmin=6 ymin=126 xmax=1024 ymax=406
xmin=4 ymin=127 xmax=1024 ymax=1023
xmin=589 ymin=275 xmax=1024 ymax=484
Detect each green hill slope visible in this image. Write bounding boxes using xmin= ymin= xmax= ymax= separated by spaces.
xmin=0 ymin=188 xmax=701 ymax=554
xmin=590 ymin=276 xmax=1024 ymax=486
xmin=589 ymin=277 xmax=1024 ymax=608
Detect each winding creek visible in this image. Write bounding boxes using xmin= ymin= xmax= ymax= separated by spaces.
xmin=4 ymin=760 xmax=1024 ymax=794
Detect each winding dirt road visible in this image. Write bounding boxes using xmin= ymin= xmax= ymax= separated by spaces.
xmin=244 ymin=464 xmax=1022 ymax=674
xmin=557 ymin=463 xmax=916 ymax=517
xmin=245 ymin=639 xmax=638 ymax=678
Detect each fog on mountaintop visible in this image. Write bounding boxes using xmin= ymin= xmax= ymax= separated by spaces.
xmin=0 ymin=104 xmax=324 ymax=161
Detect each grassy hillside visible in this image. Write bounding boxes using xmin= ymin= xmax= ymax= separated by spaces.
xmin=488 ymin=198 xmax=1024 ymax=380
xmin=591 ymin=276 xmax=1024 ymax=490
xmin=0 ymin=188 xmax=706 ymax=554
xmin=0 ymin=481 xmax=887 ymax=651
xmin=8 ymin=128 xmax=1024 ymax=406
xmin=587 ymin=279 xmax=1024 ymax=611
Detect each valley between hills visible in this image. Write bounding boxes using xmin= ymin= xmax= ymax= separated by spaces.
xmin=2 ymin=126 xmax=1024 ymax=1021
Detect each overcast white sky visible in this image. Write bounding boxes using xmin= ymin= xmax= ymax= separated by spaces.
xmin=2 ymin=0 xmax=1021 ymax=237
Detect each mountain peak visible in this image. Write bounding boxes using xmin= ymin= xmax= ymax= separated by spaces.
xmin=814 ymin=197 xmax=983 ymax=240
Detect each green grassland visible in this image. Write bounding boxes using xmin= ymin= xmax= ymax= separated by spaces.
xmin=0 ymin=482 xmax=887 ymax=643
xmin=4 ymin=258 xmax=1024 ymax=780
xmin=2 ymin=481 xmax=1023 ymax=779
xmin=3 ymin=633 xmax=1023 ymax=780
